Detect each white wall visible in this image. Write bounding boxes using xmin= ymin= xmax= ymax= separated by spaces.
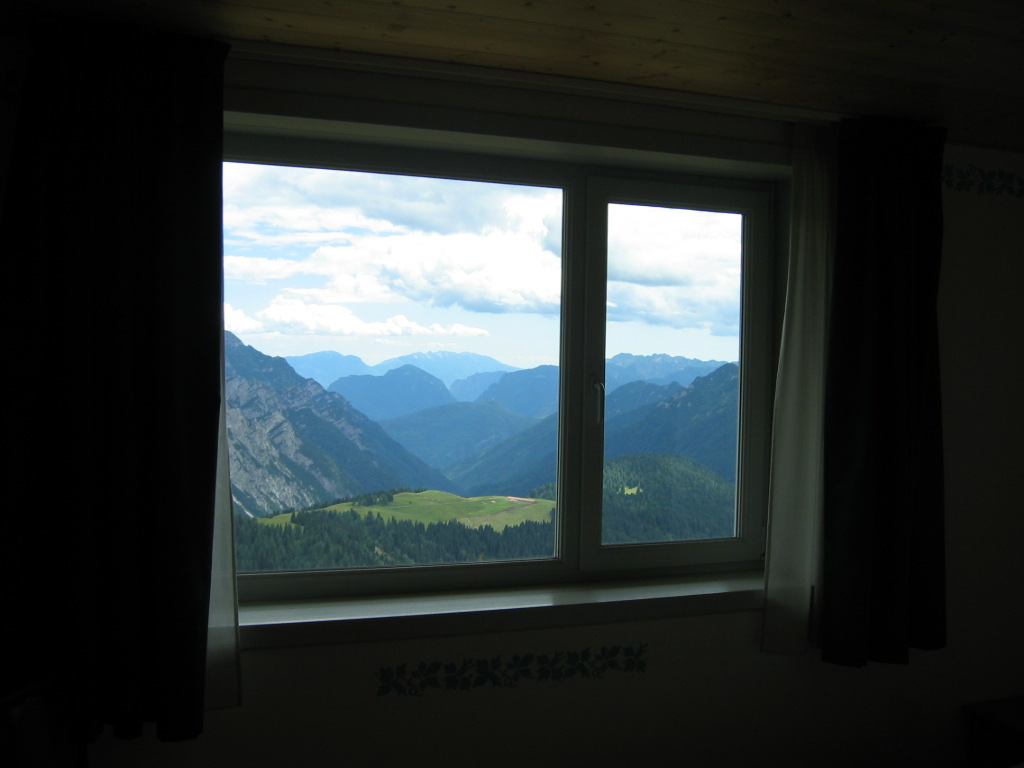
xmin=91 ymin=142 xmax=1024 ymax=768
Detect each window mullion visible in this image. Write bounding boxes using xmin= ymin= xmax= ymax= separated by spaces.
xmin=550 ymin=175 xmax=588 ymax=570
xmin=576 ymin=177 xmax=610 ymax=569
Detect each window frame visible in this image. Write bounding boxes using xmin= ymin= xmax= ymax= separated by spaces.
xmin=225 ymin=113 xmax=781 ymax=607
xmin=578 ymin=176 xmax=774 ymax=574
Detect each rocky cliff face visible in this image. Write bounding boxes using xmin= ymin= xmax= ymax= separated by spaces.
xmin=225 ymin=332 xmax=452 ymax=517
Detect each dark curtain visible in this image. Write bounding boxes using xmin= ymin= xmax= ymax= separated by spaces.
xmin=821 ymin=118 xmax=947 ymax=666
xmin=1 ymin=23 xmax=228 ymax=749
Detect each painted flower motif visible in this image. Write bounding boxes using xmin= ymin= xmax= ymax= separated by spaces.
xmin=377 ymin=645 xmax=647 ymax=695
xmin=943 ymin=165 xmax=1024 ymax=197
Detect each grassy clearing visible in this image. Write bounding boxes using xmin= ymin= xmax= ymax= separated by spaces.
xmin=256 ymin=512 xmax=295 ymax=526
xmin=323 ymin=490 xmax=555 ymax=531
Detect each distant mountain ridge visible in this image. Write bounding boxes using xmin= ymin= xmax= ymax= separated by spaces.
xmin=283 ymin=347 xmax=725 ymax=411
xmin=284 ymin=350 xmax=370 ymax=387
xmin=327 ymin=364 xmax=456 ymax=421
xmin=373 ymin=351 xmax=519 ymax=386
xmin=605 ymin=353 xmax=728 ymax=391
xmin=285 ymin=349 xmax=517 ymax=388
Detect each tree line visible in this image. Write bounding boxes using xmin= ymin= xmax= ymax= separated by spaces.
xmin=234 ymin=508 xmax=555 ymax=572
xmin=235 ymin=452 xmax=735 ymax=572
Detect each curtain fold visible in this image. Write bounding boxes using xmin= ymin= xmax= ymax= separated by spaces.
xmin=762 ymin=118 xmax=947 ymax=665
xmin=820 ymin=118 xmax=947 ymax=666
xmin=760 ymin=124 xmax=835 ymax=654
xmin=207 ymin=350 xmax=242 ymax=713
xmin=2 ymin=23 xmax=234 ymax=744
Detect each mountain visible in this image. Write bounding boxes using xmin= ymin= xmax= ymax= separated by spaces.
xmin=284 ymin=350 xmax=371 ymax=387
xmin=379 ymin=400 xmax=539 ymax=470
xmin=450 ymin=370 xmax=509 ymax=402
xmin=604 ymin=363 xmax=740 ymax=482
xmin=448 ymin=363 xmax=739 ymax=496
xmin=604 ymin=379 xmax=684 ymax=419
xmin=327 ymin=364 xmax=456 ymax=421
xmin=445 ymin=413 xmax=559 ymax=497
xmin=225 ymin=333 xmax=452 ymax=517
xmin=374 ymin=351 xmax=518 ymax=387
xmin=475 ymin=364 xmax=560 ymax=418
xmin=605 ymin=353 xmax=729 ymax=392
xmin=282 ymin=349 xmax=519 ymax=389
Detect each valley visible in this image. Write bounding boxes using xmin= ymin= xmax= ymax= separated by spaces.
xmin=226 ymin=333 xmax=739 ymax=571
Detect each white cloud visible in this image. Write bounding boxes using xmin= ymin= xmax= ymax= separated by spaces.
xmin=223 ymin=255 xmax=307 ymax=283
xmin=370 ymin=232 xmax=561 ymax=313
xmin=223 ymin=165 xmax=562 ymax=316
xmin=224 ymin=303 xmax=264 ymax=333
xmin=606 ymin=280 xmax=740 ymax=334
xmin=223 ymin=204 xmax=402 ymax=246
xmin=222 ymin=163 xmax=742 ymax=358
xmin=605 ymin=203 xmax=742 ymax=333
xmin=256 ymin=296 xmax=489 ymax=338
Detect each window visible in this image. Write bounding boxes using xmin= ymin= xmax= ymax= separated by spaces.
xmin=225 ymin=117 xmax=776 ymax=603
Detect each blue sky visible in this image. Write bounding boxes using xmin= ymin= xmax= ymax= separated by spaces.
xmin=223 ymin=162 xmax=741 ymax=368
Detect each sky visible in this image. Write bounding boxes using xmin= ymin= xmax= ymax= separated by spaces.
xmin=223 ymin=162 xmax=742 ymax=369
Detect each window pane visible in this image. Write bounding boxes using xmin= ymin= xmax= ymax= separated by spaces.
xmin=602 ymin=203 xmax=742 ymax=544
xmin=223 ymin=163 xmax=562 ymax=571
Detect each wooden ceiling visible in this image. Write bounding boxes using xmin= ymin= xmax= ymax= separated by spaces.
xmin=10 ymin=0 xmax=1024 ymax=150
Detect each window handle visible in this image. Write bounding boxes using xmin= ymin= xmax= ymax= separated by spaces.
xmin=594 ymin=380 xmax=605 ymax=425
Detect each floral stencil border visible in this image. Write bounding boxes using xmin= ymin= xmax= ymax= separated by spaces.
xmin=376 ymin=643 xmax=647 ymax=696
xmin=943 ymin=165 xmax=1024 ymax=197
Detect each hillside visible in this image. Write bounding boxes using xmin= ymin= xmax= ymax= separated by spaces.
xmin=445 ymin=413 xmax=559 ymax=497
xmin=449 ymin=370 xmax=509 ymax=401
xmin=447 ymin=364 xmax=738 ymax=496
xmin=475 ymin=364 xmax=560 ymax=418
xmin=604 ymin=363 xmax=740 ymax=482
xmin=602 ymin=453 xmax=735 ymax=543
xmin=379 ymin=400 xmax=539 ymax=469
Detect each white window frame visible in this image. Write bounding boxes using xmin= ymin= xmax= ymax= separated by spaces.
xmin=225 ymin=111 xmax=782 ymax=610
xmin=578 ymin=176 xmax=774 ymax=573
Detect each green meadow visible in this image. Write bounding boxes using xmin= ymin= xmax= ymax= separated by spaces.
xmin=322 ymin=490 xmax=555 ymax=531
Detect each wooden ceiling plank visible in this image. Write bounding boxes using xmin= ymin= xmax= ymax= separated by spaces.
xmin=201 ymin=5 xmax=879 ymax=91
xmin=27 ymin=0 xmax=1021 ymax=92
xmin=13 ymin=0 xmax=1022 ymax=148
xmin=199 ymin=0 xmax=1021 ymax=89
xmin=214 ymin=14 xmax=980 ymax=124
xmin=674 ymin=0 xmax=1024 ymax=39
xmin=343 ymin=0 xmax=1024 ymax=50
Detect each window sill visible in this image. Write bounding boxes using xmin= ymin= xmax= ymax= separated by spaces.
xmin=238 ymin=570 xmax=764 ymax=649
